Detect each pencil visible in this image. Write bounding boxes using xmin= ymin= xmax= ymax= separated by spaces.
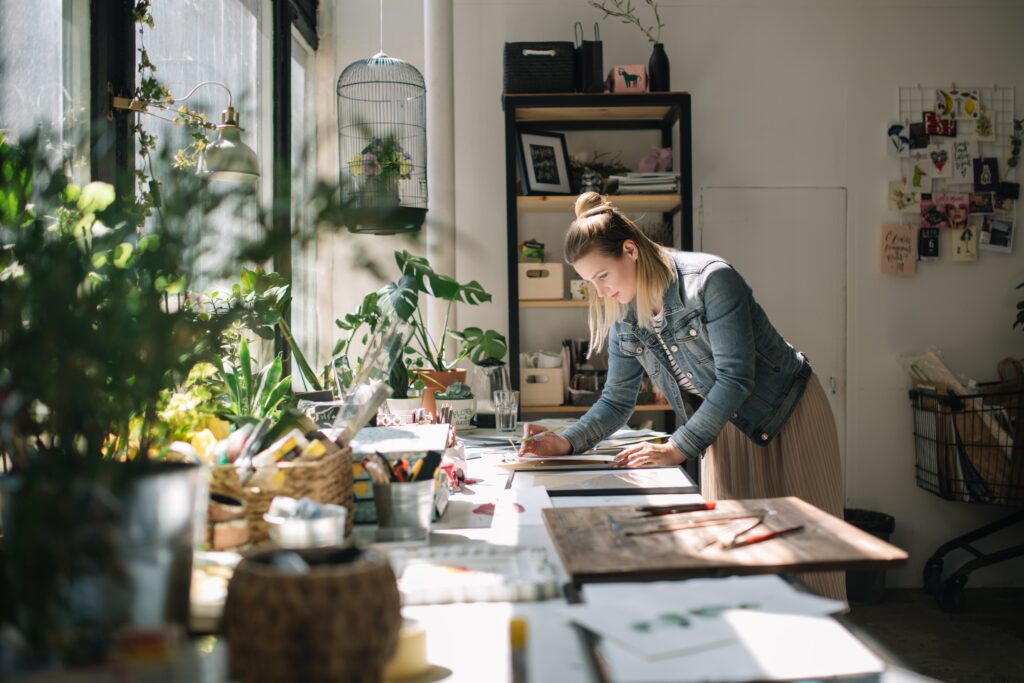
xmin=726 ymin=524 xmax=805 ymax=549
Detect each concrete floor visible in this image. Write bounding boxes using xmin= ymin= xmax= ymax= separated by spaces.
xmin=846 ymin=589 xmax=1024 ymax=683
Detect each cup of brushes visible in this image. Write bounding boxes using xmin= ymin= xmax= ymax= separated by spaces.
xmin=365 ymin=451 xmax=443 ymax=541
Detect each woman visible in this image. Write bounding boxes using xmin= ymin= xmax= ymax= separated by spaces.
xmin=520 ymin=192 xmax=845 ymax=600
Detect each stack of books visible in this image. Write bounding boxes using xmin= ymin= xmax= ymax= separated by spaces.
xmin=610 ymin=172 xmax=679 ymax=194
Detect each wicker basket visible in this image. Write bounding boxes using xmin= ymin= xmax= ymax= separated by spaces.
xmin=224 ymin=546 xmax=401 ymax=683
xmin=209 ymin=438 xmax=354 ymax=543
xmin=503 ymin=41 xmax=575 ymax=94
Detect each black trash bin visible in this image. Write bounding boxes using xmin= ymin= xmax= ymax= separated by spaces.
xmin=844 ymin=508 xmax=896 ymax=605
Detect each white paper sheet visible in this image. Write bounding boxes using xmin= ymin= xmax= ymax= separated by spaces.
xmin=601 ymin=611 xmax=884 ymax=682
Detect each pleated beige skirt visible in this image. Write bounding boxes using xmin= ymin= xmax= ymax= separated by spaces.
xmin=701 ymin=373 xmax=847 ymax=601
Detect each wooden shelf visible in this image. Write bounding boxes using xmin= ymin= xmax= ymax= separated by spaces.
xmin=518 ymin=194 xmax=680 ymax=214
xmin=521 ymin=404 xmax=674 ymax=414
xmin=519 ymin=300 xmax=588 ymax=308
xmin=505 ymin=92 xmax=690 ymax=125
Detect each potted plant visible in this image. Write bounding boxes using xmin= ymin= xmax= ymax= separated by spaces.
xmin=434 ymin=381 xmax=476 ymax=430
xmin=379 ymin=250 xmax=507 ymax=414
xmin=0 ymin=133 xmax=247 ymax=663
xmin=347 ymin=135 xmax=413 ymax=205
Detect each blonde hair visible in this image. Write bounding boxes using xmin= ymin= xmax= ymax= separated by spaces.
xmin=565 ymin=192 xmax=677 ymax=353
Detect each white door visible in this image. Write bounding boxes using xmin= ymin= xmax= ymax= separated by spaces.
xmin=699 ymin=187 xmax=848 ymax=488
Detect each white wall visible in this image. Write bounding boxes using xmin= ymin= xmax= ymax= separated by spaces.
xmin=326 ymin=0 xmax=1024 ymax=587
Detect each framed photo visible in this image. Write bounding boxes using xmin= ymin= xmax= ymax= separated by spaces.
xmin=518 ymin=130 xmax=572 ymax=195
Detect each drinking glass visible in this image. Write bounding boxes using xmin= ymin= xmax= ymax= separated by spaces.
xmin=493 ymin=389 xmax=519 ymax=432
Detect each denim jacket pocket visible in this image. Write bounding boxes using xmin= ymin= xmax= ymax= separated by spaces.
xmin=617 ymin=333 xmax=645 ymax=358
xmin=670 ymin=313 xmax=713 ymax=364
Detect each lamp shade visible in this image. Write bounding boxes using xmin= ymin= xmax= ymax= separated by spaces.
xmin=197 ymin=107 xmax=260 ymax=182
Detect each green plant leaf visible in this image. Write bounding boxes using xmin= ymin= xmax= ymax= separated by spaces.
xmin=261 ymin=375 xmax=292 ymax=416
xmin=239 ymin=338 xmax=253 ymax=414
xmin=77 ymin=181 xmax=116 ymax=214
xmin=378 ymin=274 xmax=419 ymax=321
xmin=112 ymin=242 xmax=134 ymax=268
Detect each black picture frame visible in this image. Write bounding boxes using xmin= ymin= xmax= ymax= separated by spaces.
xmin=518 ymin=129 xmax=572 ymax=195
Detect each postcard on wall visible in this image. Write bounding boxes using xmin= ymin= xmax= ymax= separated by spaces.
xmin=995 ymin=196 xmax=1016 ymax=214
xmin=923 ymin=111 xmax=957 ymax=137
xmin=970 ymin=193 xmax=995 ymax=215
xmin=979 ymin=216 xmax=1015 ymax=253
xmin=952 ymin=223 xmax=979 ymax=262
xmin=973 ymin=157 xmax=1000 ymax=193
xmin=998 ymin=182 xmax=1020 ymax=200
xmin=918 ymin=227 xmax=940 ymax=261
xmin=907 ymin=122 xmax=929 ymax=152
xmin=935 ymin=90 xmax=957 ymax=118
xmin=974 ymin=110 xmax=996 ymax=141
xmin=925 ymin=141 xmax=953 ymax=179
xmin=887 ymin=121 xmax=910 ymax=157
xmin=955 ymin=89 xmax=981 ymax=120
xmin=920 ymin=194 xmax=949 ymax=229
xmin=909 ymin=163 xmax=930 ymax=190
xmin=936 ymin=193 xmax=970 ymax=230
xmin=881 ymin=223 xmax=917 ymax=276
xmin=888 ymin=180 xmax=920 ymax=213
xmin=951 ymin=140 xmax=977 ymax=182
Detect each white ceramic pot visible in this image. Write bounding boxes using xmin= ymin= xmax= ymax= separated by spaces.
xmin=435 ymin=397 xmax=476 ymax=429
xmin=381 ymin=396 xmax=422 ymax=425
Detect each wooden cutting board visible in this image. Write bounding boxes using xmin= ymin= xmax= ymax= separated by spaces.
xmin=543 ymin=496 xmax=908 ymax=583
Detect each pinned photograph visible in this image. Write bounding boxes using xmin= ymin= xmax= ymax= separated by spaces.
xmin=935 ymin=90 xmax=957 ymax=118
xmin=918 ymin=227 xmax=940 ymax=261
xmin=953 ymin=89 xmax=980 ymax=120
xmin=951 ymin=140 xmax=976 ymax=183
xmin=952 ymin=223 xmax=978 ymax=262
xmin=920 ymin=194 xmax=949 ymax=229
xmin=970 ymin=193 xmax=995 ymax=215
xmin=925 ymin=141 xmax=953 ymax=179
xmin=974 ymin=110 xmax=996 ymax=141
xmin=923 ymin=111 xmax=957 ymax=137
xmin=888 ymin=181 xmax=920 ymax=213
xmin=887 ymin=121 xmax=910 ymax=157
xmin=909 ymin=163 xmax=930 ymax=190
xmin=998 ymin=181 xmax=1020 ymax=200
xmin=973 ymin=157 xmax=1000 ymax=193
xmin=995 ymin=196 xmax=1016 ymax=214
xmin=936 ymin=193 xmax=970 ymax=230
xmin=908 ymin=122 xmax=930 ymax=151
xmin=979 ymin=216 xmax=1015 ymax=253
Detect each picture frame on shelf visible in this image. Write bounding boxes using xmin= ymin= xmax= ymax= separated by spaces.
xmin=518 ymin=129 xmax=572 ymax=195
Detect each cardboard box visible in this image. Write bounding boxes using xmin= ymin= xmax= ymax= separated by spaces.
xmin=521 ymin=368 xmax=564 ymax=406
xmin=518 ymin=262 xmax=565 ymax=300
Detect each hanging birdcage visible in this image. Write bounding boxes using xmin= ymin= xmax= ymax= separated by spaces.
xmin=337 ymin=53 xmax=427 ymax=235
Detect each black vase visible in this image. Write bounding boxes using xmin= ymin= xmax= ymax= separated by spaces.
xmin=648 ymin=42 xmax=670 ymax=92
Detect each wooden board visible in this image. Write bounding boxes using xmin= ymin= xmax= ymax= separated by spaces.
xmin=543 ymin=496 xmax=908 ymax=583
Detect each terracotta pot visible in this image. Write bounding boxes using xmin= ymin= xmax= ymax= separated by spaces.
xmin=417 ymin=368 xmax=467 ymax=416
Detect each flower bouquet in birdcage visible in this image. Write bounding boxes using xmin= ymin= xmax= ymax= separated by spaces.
xmin=348 ymin=135 xmax=412 ymax=205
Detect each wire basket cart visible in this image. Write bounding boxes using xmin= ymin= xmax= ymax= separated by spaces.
xmin=909 ymin=382 xmax=1024 ymax=611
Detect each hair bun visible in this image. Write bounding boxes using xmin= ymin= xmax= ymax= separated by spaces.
xmin=574 ymin=191 xmax=613 ymax=219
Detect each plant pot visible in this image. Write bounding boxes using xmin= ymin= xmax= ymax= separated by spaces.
xmin=435 ymin=397 xmax=476 ymax=429
xmin=417 ymin=368 xmax=467 ymax=416
xmin=1 ymin=459 xmax=206 ymax=663
xmin=224 ymin=546 xmax=400 ymax=683
xmin=384 ymin=396 xmax=422 ymax=422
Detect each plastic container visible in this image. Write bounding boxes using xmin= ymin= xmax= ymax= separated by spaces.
xmin=844 ymin=508 xmax=895 ymax=604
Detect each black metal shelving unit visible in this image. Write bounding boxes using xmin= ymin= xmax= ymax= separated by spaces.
xmin=502 ymin=92 xmax=693 ymax=425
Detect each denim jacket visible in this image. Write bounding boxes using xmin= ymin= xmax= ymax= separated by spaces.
xmin=561 ymin=251 xmax=812 ymax=459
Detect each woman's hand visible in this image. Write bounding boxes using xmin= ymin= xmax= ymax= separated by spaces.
xmin=518 ymin=423 xmax=571 ymax=457
xmin=614 ymin=440 xmax=686 ymax=468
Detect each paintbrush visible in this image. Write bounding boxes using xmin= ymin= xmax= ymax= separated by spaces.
xmin=623 ymin=512 xmax=765 ymax=537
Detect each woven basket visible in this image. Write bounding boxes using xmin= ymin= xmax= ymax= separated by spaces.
xmin=209 ymin=439 xmax=354 ymax=543
xmin=224 ymin=546 xmax=401 ymax=683
xmin=503 ymin=41 xmax=575 ymax=94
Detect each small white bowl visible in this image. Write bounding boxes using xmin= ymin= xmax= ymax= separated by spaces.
xmin=263 ymin=505 xmax=348 ymax=548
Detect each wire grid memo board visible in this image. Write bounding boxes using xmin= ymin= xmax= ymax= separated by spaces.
xmin=898 ymin=85 xmax=1017 ymax=194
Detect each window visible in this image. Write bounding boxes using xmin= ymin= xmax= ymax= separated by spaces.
xmin=0 ymin=0 xmax=89 ymax=179
xmin=143 ymin=0 xmax=271 ymax=281
xmin=290 ymin=29 xmax=319 ymax=387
